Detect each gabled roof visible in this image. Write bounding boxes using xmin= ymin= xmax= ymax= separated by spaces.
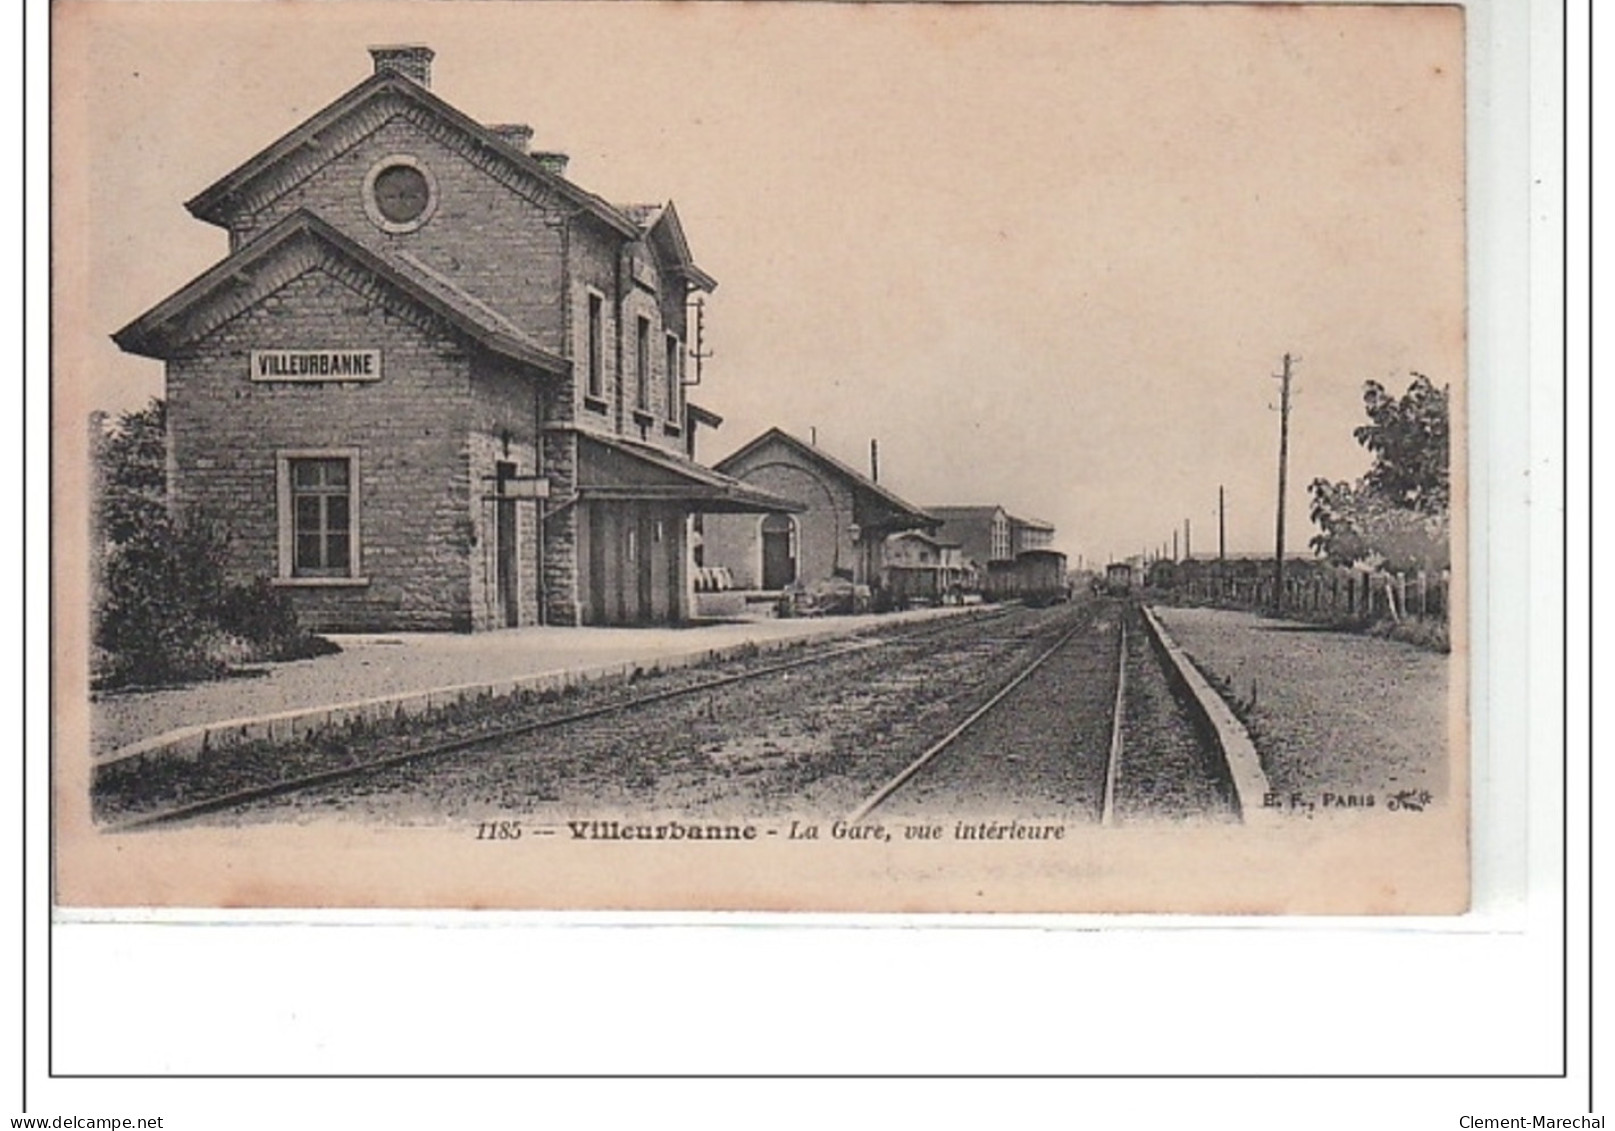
xmin=619 ymin=200 xmax=717 ymax=293
xmin=889 ymin=530 xmax=960 ymax=549
xmin=574 ymin=430 xmax=803 ymax=514
xmin=1009 ymin=514 xmax=1056 ymax=531
xmin=715 ymin=428 xmax=939 ymax=529
xmin=112 ymin=209 xmax=568 ymax=375
xmin=927 ymin=505 xmax=1010 ymax=522
xmin=619 ymin=203 xmax=664 ymax=228
xmin=184 ymin=71 xmax=641 ymax=240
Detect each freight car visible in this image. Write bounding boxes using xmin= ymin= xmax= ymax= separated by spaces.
xmin=1145 ymin=559 xmax=1179 ymax=590
xmin=1103 ymin=561 xmax=1137 ymax=597
xmin=985 ymin=549 xmax=1071 ymax=606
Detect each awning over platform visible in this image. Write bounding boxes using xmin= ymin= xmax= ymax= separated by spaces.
xmin=575 ymin=432 xmax=805 ymax=514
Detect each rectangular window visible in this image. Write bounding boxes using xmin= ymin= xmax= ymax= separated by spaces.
xmin=636 ymin=316 xmax=651 ymax=412
xmin=276 ymin=451 xmax=363 ymax=583
xmin=665 ymin=334 xmax=683 ymax=423
xmin=292 ymin=458 xmax=352 ymax=575
xmin=586 ymin=292 xmax=604 ymax=400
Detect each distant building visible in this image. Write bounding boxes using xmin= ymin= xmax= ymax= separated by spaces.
xmin=882 ymin=530 xmax=967 ymax=605
xmin=701 ymin=428 xmax=939 ymax=593
xmin=1009 ymin=515 xmax=1056 ymax=556
xmin=928 ymin=506 xmax=1057 ymax=575
xmin=927 ymin=506 xmax=1013 ymax=572
xmin=112 ymin=45 xmax=796 ymax=631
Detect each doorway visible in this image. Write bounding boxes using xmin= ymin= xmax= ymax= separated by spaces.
xmin=761 ymin=512 xmax=796 ymax=590
xmin=495 ymin=461 xmax=518 ymax=628
xmin=636 ymin=511 xmax=654 ymax=623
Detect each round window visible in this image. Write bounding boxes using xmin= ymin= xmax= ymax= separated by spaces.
xmin=373 ymin=165 xmax=430 ymax=223
xmin=362 ymin=156 xmax=439 ymax=234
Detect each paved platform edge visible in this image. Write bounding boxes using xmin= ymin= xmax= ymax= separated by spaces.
xmin=1138 ymin=604 xmax=1276 ymax=825
xmin=95 ymin=605 xmax=986 ymax=777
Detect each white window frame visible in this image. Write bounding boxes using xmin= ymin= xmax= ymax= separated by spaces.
xmin=274 ymin=448 xmax=368 ymax=587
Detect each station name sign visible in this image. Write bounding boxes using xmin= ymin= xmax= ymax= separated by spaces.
xmin=251 ymin=349 xmax=382 ymax=382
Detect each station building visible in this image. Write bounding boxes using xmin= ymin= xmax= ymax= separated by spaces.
xmin=699 ymin=428 xmax=939 ymax=595
xmin=114 ymin=45 xmax=796 ymax=632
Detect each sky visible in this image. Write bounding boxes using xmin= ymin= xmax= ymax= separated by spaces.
xmin=54 ymin=1 xmax=1466 ymax=567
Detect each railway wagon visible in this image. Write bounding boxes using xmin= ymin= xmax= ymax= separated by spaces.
xmin=1146 ymin=559 xmax=1179 ymax=590
xmin=986 ymin=549 xmax=1071 ymax=606
xmin=1103 ymin=561 xmax=1137 ymax=597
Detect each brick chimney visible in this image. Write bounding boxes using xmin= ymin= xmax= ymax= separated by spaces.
xmin=369 ymin=45 xmax=434 ymax=89
xmin=488 ymin=123 xmax=535 ymax=152
xmin=532 ymin=152 xmax=570 ymax=178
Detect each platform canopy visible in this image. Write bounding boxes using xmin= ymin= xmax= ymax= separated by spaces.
xmin=575 ymin=432 xmax=805 ymax=514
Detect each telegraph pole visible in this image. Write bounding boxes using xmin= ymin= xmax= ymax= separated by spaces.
xmin=1218 ymin=486 xmax=1226 ymax=562
xmin=1273 ymin=353 xmax=1294 ymax=613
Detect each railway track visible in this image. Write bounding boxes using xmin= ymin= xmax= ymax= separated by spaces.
xmin=844 ymin=600 xmax=1239 ymax=826
xmin=101 ymin=606 xmax=1020 ymax=831
xmin=102 ymin=597 xmax=1243 ymax=830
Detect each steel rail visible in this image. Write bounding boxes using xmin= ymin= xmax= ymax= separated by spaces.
xmin=107 ymin=607 xmax=1014 ymax=832
xmin=843 ymin=614 xmax=1097 ymax=825
xmin=1100 ymin=616 xmax=1128 ymax=827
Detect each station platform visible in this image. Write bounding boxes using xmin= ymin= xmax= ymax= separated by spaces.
xmin=92 ymin=606 xmax=980 ymax=766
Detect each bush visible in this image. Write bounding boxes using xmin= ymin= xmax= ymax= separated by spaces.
xmin=94 ymin=509 xmax=234 ymax=687
xmin=93 ymin=514 xmax=340 ymax=687
xmin=1368 ymin=617 xmax=1451 ymax=654
xmin=218 ymin=578 xmax=293 ymax=653
xmin=91 ymin=401 xmax=338 ymax=688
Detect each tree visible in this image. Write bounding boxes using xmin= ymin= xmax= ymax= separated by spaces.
xmin=92 ymin=398 xmax=168 ymax=545
xmin=91 ymin=400 xmax=230 ymax=684
xmin=1354 ymin=373 xmax=1450 ymax=515
xmin=1309 ymin=374 xmax=1451 ymax=571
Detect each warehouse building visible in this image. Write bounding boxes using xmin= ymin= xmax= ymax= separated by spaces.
xmin=114 ymin=45 xmax=796 ymax=631
xmin=699 ymin=428 xmax=940 ymax=596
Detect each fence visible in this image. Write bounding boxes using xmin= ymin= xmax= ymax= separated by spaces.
xmin=1167 ymin=564 xmax=1450 ymax=625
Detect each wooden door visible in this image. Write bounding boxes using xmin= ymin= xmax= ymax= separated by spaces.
xmin=495 ymin=462 xmax=518 ymax=628
xmin=636 ymin=510 xmax=654 ymax=623
xmin=761 ymin=513 xmax=795 ymax=590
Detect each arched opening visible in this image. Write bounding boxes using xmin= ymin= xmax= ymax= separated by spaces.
xmin=760 ymin=512 xmax=797 ymax=590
